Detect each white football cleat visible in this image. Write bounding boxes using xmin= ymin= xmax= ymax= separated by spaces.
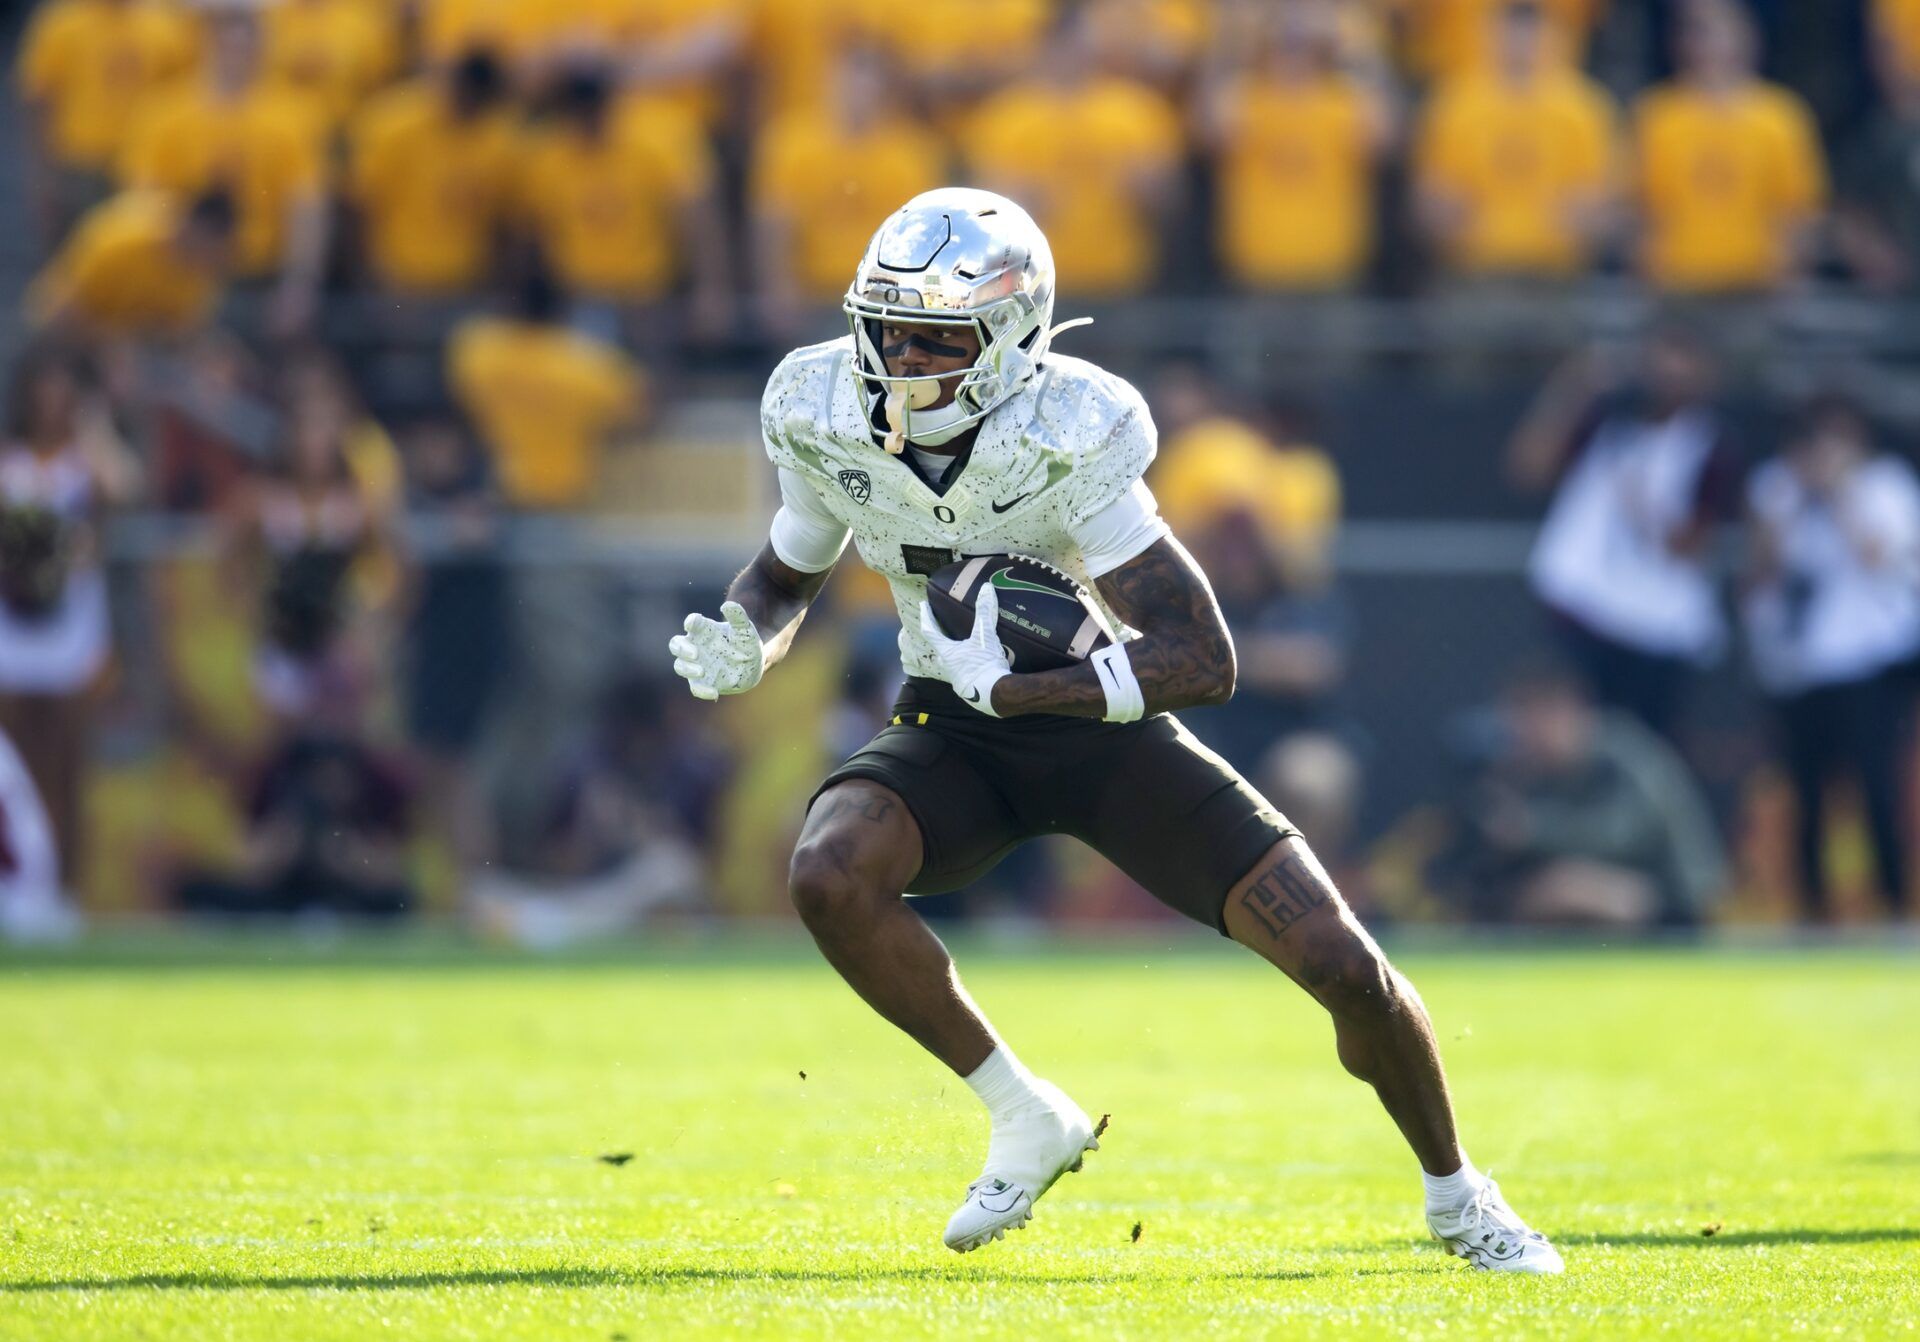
xmin=1427 ymin=1177 xmax=1565 ymax=1274
xmin=943 ymin=1082 xmax=1105 ymax=1253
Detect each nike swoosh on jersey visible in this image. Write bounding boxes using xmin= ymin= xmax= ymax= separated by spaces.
xmin=990 ymin=492 xmax=1034 ymax=514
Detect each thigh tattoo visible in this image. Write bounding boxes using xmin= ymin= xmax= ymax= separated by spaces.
xmin=815 ymin=790 xmax=896 ymax=826
xmin=1238 ymin=849 xmax=1331 ymax=940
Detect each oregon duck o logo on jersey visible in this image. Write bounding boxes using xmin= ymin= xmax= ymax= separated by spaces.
xmin=838 ymin=470 xmax=871 ymax=503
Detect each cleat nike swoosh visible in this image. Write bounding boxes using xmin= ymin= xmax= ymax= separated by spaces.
xmin=990 ymin=492 xmax=1033 ymax=514
xmin=978 ymin=1187 xmax=1023 ymax=1214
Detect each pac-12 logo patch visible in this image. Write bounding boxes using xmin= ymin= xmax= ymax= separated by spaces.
xmin=838 ymin=469 xmax=872 ymax=504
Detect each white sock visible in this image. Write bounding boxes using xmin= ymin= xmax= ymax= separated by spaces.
xmin=962 ymin=1045 xmax=1046 ymax=1124
xmin=1422 ymin=1156 xmax=1487 ymax=1213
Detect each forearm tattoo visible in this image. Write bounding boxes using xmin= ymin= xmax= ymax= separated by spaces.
xmin=991 ymin=536 xmax=1237 ymax=719
xmin=1237 ymin=848 xmax=1332 ymax=941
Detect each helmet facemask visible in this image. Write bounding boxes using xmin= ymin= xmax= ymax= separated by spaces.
xmin=845 ymin=297 xmax=1038 ymax=454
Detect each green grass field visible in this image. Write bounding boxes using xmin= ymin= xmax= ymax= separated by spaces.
xmin=1 ymin=934 xmax=1916 ymax=1340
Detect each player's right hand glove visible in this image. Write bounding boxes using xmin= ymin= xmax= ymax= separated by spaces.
xmin=669 ymin=601 xmax=764 ymax=701
xmin=919 ymin=584 xmax=1010 ymax=717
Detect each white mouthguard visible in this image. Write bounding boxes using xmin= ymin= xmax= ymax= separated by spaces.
xmin=882 ymin=381 xmax=941 ymax=455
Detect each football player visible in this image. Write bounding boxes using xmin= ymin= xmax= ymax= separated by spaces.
xmin=671 ymin=188 xmax=1562 ymax=1272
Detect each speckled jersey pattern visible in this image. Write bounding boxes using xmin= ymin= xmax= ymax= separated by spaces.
xmin=760 ymin=336 xmax=1155 ymax=678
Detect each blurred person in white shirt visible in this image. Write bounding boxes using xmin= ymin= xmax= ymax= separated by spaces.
xmin=1744 ymin=393 xmax=1920 ymax=921
xmin=0 ymin=344 xmax=138 ymax=900
xmin=0 ymin=722 xmax=76 ymax=942
xmin=1509 ymin=325 xmax=1740 ymax=741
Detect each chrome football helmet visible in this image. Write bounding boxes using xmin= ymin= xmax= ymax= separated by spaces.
xmin=844 ymin=188 xmax=1077 ymax=453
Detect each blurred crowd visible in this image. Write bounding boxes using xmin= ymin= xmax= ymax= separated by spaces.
xmin=1157 ymin=334 xmax=1920 ymax=932
xmin=2 ymin=0 xmax=1918 ymax=941
xmin=18 ymin=0 xmax=1920 ymax=352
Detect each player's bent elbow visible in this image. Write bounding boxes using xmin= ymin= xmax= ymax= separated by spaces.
xmin=1199 ymin=636 xmax=1238 ymax=707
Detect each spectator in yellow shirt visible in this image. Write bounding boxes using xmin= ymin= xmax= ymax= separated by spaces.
xmin=119 ymin=12 xmax=331 ymax=332
xmin=602 ymin=0 xmax=748 ymax=134
xmin=1085 ymin=0 xmax=1211 ymax=92
xmin=965 ymin=11 xmax=1185 ymax=300
xmin=1874 ymin=0 xmax=1920 ymax=93
xmin=747 ymin=0 xmax=888 ymax=124
xmin=15 ymin=0 xmax=202 ymax=234
xmin=347 ymin=51 xmax=520 ymax=295
xmin=1201 ymin=3 xmax=1390 ymax=291
xmin=1398 ymin=0 xmax=1602 ymax=82
xmin=750 ymin=44 xmax=946 ymax=333
xmin=1633 ymin=3 xmax=1827 ymax=294
xmin=1153 ymin=367 xmax=1342 ymax=568
xmin=1414 ymin=0 xmax=1618 ymax=280
xmin=515 ymin=59 xmax=730 ymax=332
xmin=263 ymin=0 xmax=399 ymax=130
xmin=886 ymin=0 xmax=1052 ymax=129
xmin=420 ymin=0 xmax=563 ymax=72
xmin=448 ymin=264 xmax=646 ymax=512
xmin=29 ymin=189 xmax=236 ymax=339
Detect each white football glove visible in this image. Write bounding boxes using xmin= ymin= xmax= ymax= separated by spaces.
xmin=919 ymin=583 xmax=1010 ymax=717
xmin=669 ymin=601 xmax=765 ymax=701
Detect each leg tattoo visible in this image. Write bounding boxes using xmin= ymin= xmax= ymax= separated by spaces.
xmin=1237 ymin=849 xmax=1330 ymax=940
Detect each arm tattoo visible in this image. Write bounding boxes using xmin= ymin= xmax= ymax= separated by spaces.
xmin=990 ymin=536 xmax=1236 ymax=719
xmin=726 ymin=543 xmax=832 ymax=669
xmin=813 ymin=791 xmax=895 ymax=826
xmin=1237 ymin=849 xmax=1332 ymax=941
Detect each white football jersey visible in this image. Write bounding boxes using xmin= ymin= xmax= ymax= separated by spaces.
xmin=760 ymin=336 xmax=1166 ymax=680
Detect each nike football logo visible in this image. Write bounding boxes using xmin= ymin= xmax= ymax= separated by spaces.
xmin=962 ymin=687 xmax=981 ymax=703
xmin=990 ymin=492 xmax=1033 ymax=514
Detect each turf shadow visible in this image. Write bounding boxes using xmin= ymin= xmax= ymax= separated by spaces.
xmin=1553 ymin=1227 xmax=1920 ymax=1249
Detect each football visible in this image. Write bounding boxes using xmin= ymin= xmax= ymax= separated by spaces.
xmin=926 ymin=553 xmax=1114 ymax=673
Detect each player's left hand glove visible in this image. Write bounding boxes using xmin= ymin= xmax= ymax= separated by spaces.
xmin=669 ymin=601 xmax=765 ymax=701
xmin=919 ymin=584 xmax=1010 ymax=717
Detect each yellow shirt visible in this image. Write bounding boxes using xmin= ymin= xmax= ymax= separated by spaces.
xmin=119 ymin=83 xmax=328 ymax=276
xmin=348 ymin=81 xmax=520 ymax=293
xmin=1634 ymin=82 xmax=1827 ymax=293
xmin=1154 ymin=416 xmax=1342 ymax=555
xmin=16 ymin=0 xmax=201 ymax=171
xmin=587 ymin=0 xmax=746 ymax=129
xmin=1399 ymin=0 xmax=1601 ymax=81
xmin=263 ymin=0 xmax=398 ymax=128
xmin=1878 ymin=0 xmax=1920 ymax=82
xmin=517 ymin=97 xmax=714 ymax=300
xmin=29 ymin=191 xmax=221 ymax=335
xmin=420 ymin=0 xmax=563 ymax=64
xmin=1215 ymin=74 xmax=1375 ymax=289
xmin=752 ymin=111 xmax=947 ymax=299
xmin=965 ymin=78 xmax=1183 ymax=298
xmin=448 ymin=317 xmax=643 ymax=509
xmin=886 ymin=0 xmax=1049 ymax=121
xmin=1416 ymin=69 xmax=1617 ymax=278
xmin=748 ymin=0 xmax=889 ymax=122
xmin=1087 ymin=0 xmax=1210 ymax=75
